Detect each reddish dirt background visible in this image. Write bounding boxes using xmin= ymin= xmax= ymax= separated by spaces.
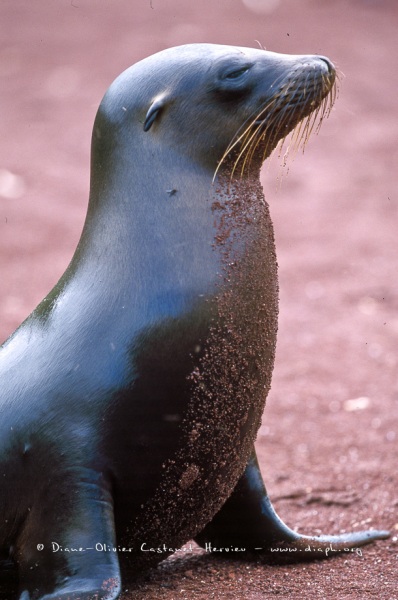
xmin=0 ymin=0 xmax=397 ymax=598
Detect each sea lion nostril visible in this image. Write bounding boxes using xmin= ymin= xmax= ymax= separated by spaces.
xmin=317 ymin=55 xmax=336 ymax=74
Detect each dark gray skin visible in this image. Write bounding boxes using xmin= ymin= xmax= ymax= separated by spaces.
xmin=0 ymin=44 xmax=388 ymax=600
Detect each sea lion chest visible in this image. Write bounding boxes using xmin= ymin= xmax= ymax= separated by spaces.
xmin=110 ymin=175 xmax=278 ymax=552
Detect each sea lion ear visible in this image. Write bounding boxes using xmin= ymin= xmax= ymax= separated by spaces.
xmin=143 ymin=96 xmax=166 ymax=132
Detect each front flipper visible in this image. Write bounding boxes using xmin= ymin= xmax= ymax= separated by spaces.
xmin=195 ymin=450 xmax=389 ymax=559
xmin=15 ymin=469 xmax=121 ymax=600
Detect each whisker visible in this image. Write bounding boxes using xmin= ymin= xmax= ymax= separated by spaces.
xmin=213 ymin=71 xmax=292 ymax=177
xmin=214 ymin=64 xmax=339 ymax=182
xmin=214 ymin=97 xmax=278 ymax=181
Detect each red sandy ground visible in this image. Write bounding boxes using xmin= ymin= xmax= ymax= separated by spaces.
xmin=0 ymin=1 xmax=397 ymax=598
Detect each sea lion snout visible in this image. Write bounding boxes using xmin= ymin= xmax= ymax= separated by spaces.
xmin=316 ymin=55 xmax=336 ymax=75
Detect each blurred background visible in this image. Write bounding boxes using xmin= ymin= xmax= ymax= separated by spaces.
xmin=0 ymin=1 xmax=397 ymax=597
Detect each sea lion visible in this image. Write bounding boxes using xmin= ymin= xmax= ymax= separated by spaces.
xmin=0 ymin=44 xmax=388 ymax=600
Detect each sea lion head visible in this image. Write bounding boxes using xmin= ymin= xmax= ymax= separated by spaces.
xmin=96 ymin=44 xmax=336 ymax=175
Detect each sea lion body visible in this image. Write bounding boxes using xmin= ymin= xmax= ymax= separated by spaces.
xmin=0 ymin=44 xmax=388 ymax=599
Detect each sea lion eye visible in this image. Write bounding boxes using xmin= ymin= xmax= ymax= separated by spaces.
xmin=223 ymin=67 xmax=250 ymax=80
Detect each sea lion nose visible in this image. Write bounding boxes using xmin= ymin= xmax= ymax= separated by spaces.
xmin=316 ymin=55 xmax=336 ymax=74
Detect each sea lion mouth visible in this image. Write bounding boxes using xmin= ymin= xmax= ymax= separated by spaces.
xmin=254 ymin=68 xmax=336 ymax=128
xmin=252 ymin=93 xmax=327 ymax=126
xmin=215 ymin=57 xmax=338 ymax=179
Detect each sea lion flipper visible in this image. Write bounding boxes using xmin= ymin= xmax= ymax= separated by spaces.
xmin=195 ymin=450 xmax=389 ymax=559
xmin=16 ymin=471 xmax=121 ymax=599
xmin=195 ymin=450 xmax=297 ymax=548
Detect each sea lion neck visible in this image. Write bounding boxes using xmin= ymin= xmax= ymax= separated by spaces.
xmin=52 ymin=118 xmax=224 ymax=329
xmin=75 ymin=115 xmax=217 ymax=271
